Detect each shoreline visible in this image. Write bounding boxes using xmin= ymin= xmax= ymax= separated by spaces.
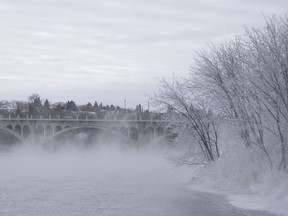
xmin=186 ymin=184 xmax=286 ymax=216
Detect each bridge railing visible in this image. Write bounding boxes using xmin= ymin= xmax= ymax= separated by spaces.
xmin=0 ymin=114 xmax=166 ymax=123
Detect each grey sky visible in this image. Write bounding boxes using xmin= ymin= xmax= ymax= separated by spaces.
xmin=0 ymin=0 xmax=287 ymax=108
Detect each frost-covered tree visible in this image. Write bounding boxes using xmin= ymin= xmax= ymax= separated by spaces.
xmin=244 ymin=15 xmax=288 ymax=170
xmin=155 ymin=14 xmax=288 ymax=171
xmin=153 ymin=78 xmax=219 ymax=165
xmin=191 ymin=38 xmax=272 ymax=166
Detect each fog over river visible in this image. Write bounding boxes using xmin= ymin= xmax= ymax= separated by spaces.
xmin=0 ymin=144 xmax=276 ymax=216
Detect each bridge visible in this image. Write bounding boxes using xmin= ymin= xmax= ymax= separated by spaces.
xmin=0 ymin=115 xmax=168 ymax=146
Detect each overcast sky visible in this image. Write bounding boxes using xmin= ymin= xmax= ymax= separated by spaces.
xmin=0 ymin=0 xmax=287 ymax=108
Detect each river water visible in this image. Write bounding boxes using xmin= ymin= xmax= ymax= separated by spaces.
xmin=0 ymin=145 xmax=276 ymax=216
xmin=0 ymin=145 xmax=192 ymax=216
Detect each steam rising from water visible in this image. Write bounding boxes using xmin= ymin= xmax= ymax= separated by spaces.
xmin=0 ymin=142 xmax=191 ymax=216
xmin=1 ymin=143 xmax=186 ymax=181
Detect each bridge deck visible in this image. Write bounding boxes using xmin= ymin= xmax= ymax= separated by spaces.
xmin=0 ymin=117 xmax=166 ymax=123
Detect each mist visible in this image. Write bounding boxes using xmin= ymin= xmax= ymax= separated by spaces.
xmin=0 ymin=139 xmax=193 ymax=216
xmin=0 ymin=140 xmax=186 ymax=180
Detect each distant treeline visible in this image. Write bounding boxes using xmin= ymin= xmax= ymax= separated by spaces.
xmin=0 ymin=93 xmax=158 ymax=120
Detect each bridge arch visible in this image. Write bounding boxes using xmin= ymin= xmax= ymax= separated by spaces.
xmin=110 ymin=126 xmax=118 ymax=133
xmin=145 ymin=127 xmax=155 ymax=142
xmin=48 ymin=126 xmax=107 ymax=140
xmin=44 ymin=126 xmax=136 ymax=147
xmin=119 ymin=127 xmax=128 ymax=137
xmin=46 ymin=125 xmax=53 ymax=137
xmin=35 ymin=125 xmax=44 ymax=137
xmin=0 ymin=127 xmax=25 ymax=143
xmin=7 ymin=124 xmax=13 ymax=130
xmin=23 ymin=125 xmax=31 ymax=137
xmin=14 ymin=125 xmax=21 ymax=135
xmin=156 ymin=127 xmax=164 ymax=137
xmin=145 ymin=127 xmax=154 ymax=136
xmin=129 ymin=127 xmax=138 ymax=141
xmin=55 ymin=125 xmax=62 ymax=133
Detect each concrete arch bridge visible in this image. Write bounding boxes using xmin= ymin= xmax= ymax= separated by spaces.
xmin=0 ymin=117 xmax=167 ymax=146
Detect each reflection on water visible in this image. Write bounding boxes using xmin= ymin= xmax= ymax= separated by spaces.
xmin=0 ymin=145 xmax=191 ymax=216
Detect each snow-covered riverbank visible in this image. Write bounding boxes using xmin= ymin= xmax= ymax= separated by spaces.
xmin=228 ymin=194 xmax=288 ymax=216
xmin=188 ymin=183 xmax=288 ymax=216
xmin=187 ymin=166 xmax=288 ymax=216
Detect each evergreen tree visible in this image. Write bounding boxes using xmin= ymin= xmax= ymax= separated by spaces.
xmin=15 ymin=105 xmax=22 ymax=117
xmin=94 ymin=101 xmax=99 ymax=109
xmin=42 ymin=99 xmax=51 ymax=115
xmin=99 ymin=102 xmax=103 ymax=110
xmin=94 ymin=101 xmax=100 ymax=113
xmin=66 ymin=100 xmax=77 ymax=111
xmin=28 ymin=93 xmax=42 ymax=116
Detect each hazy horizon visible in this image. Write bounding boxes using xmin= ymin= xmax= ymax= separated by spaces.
xmin=0 ymin=0 xmax=287 ymax=107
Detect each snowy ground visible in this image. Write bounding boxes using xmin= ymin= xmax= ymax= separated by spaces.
xmin=180 ymin=140 xmax=288 ymax=216
xmin=228 ymin=194 xmax=288 ymax=216
xmin=160 ymin=151 xmax=288 ymax=216
xmin=188 ymin=181 xmax=288 ymax=216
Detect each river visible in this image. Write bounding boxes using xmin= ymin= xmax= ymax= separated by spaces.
xmin=0 ymin=145 xmax=276 ymax=216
